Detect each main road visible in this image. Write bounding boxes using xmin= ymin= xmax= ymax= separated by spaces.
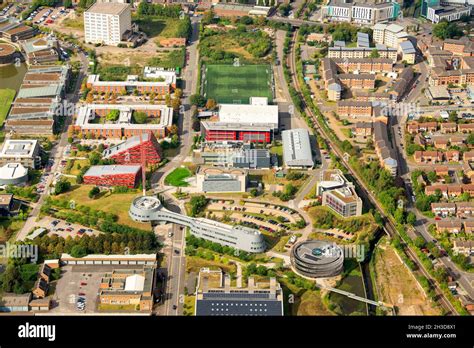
xmin=391 ymin=79 xmax=474 ymax=300
xmin=154 ymin=17 xmax=201 ymax=316
xmin=287 ymin=30 xmax=458 ymax=315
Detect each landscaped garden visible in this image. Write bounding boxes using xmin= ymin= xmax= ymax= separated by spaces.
xmin=164 ymin=167 xmax=192 ymax=187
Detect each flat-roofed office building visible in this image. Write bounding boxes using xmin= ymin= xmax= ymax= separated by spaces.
xmin=84 ymin=2 xmax=131 ymax=46
xmin=282 ymin=128 xmax=314 ymax=169
xmin=319 ymin=169 xmax=363 ymax=217
xmin=0 ymin=139 xmax=41 ymax=169
xmin=196 ymin=166 xmax=247 ymax=193
xmin=195 ymin=268 xmax=284 ymax=316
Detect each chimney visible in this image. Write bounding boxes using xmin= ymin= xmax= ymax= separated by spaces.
xmin=248 ymin=277 xmax=255 ymax=294
xmin=224 ymin=274 xmax=231 ymax=293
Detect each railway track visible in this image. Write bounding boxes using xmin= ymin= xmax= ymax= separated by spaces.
xmin=286 ymin=30 xmax=458 ymax=315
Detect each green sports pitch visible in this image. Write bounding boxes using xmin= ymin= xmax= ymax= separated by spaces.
xmin=203 ymin=64 xmax=273 ymax=104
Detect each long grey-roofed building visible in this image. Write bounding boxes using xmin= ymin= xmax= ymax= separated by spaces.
xmin=282 ymin=128 xmax=314 ymax=169
xmin=373 ymin=121 xmax=398 ymax=176
xmin=195 ymin=268 xmax=284 ymax=316
xmin=5 ymin=65 xmax=69 ymax=135
xmin=60 ymin=253 xmax=157 ymax=265
xmin=130 ymin=196 xmax=265 ymax=253
xmin=195 ymin=144 xmax=272 ymax=169
xmin=291 ymin=240 xmax=344 ymax=278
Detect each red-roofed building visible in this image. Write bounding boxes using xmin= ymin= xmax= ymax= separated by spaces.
xmin=83 ymin=165 xmax=142 ymax=188
xmin=102 ymin=132 xmax=161 ymax=165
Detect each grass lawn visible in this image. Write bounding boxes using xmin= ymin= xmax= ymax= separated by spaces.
xmin=0 ymin=89 xmax=16 ymax=127
xmin=270 ymin=145 xmax=283 ymax=165
xmin=373 ymin=238 xmax=441 ymax=315
xmin=273 ymin=235 xmax=290 ymax=253
xmin=204 ymin=64 xmax=273 ymax=104
xmin=279 ymin=277 xmax=332 ymax=316
xmin=57 ymin=185 xmax=147 ymax=230
xmin=62 ymin=14 xmax=84 ymax=30
xmin=183 ymin=295 xmax=196 ymax=316
xmin=98 ymin=303 xmax=138 ymax=311
xmin=134 ymin=16 xmax=182 ymax=41
xmin=328 ymin=261 xmax=367 ymax=315
xmin=0 ymin=219 xmax=26 ymax=242
xmin=65 ymin=159 xmax=88 ymax=176
xmin=147 ymin=48 xmax=186 ymax=69
xmin=164 ymin=167 xmax=191 ymax=187
xmin=185 ymin=256 xmax=236 ymax=274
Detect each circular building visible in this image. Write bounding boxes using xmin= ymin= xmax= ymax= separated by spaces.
xmin=129 ymin=196 xmax=163 ymax=222
xmin=0 ymin=43 xmax=16 ymax=65
xmin=291 ymin=240 xmax=344 ymax=278
xmin=0 ymin=163 xmax=28 ymax=186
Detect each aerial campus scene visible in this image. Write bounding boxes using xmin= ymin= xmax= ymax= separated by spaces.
xmin=0 ymin=0 xmax=473 ymax=336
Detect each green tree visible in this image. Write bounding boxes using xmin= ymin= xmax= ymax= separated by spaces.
xmin=106 ymin=109 xmax=120 ymax=122
xmin=427 ymin=171 xmax=438 ymax=183
xmin=467 ymin=133 xmax=474 ymax=145
xmin=189 ymin=195 xmax=208 ymax=217
xmin=369 ymin=49 xmax=380 ymax=58
xmin=0 ymin=264 xmax=21 ymax=292
xmin=190 ymin=94 xmax=206 ymax=107
xmin=278 ymin=3 xmax=291 ymax=16
xmin=406 ymin=212 xmax=417 ymax=225
xmin=414 ymin=236 xmax=426 ymax=249
xmin=88 ymin=186 xmax=100 ymax=199
xmin=394 ymin=208 xmax=405 ymax=224
xmin=133 ymin=111 xmax=148 ymax=124
xmin=54 ymin=179 xmax=71 ymax=195
xmin=70 ymin=245 xmax=88 ymax=258
xmin=202 ymin=9 xmax=215 ymax=25
xmin=433 ymin=21 xmax=463 ymax=40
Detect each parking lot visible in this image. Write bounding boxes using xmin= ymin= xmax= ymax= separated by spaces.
xmin=0 ymin=4 xmax=24 ymax=18
xmin=51 ymin=265 xmax=104 ymax=314
xmin=27 ymin=6 xmax=69 ymax=25
xmin=52 ymin=265 xmax=147 ymax=314
xmin=35 ymin=216 xmax=101 ymax=239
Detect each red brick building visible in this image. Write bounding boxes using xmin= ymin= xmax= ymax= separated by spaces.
xmin=83 ymin=165 xmax=142 ymax=188
xmin=200 ymin=121 xmax=272 ymax=143
xmin=103 ymin=132 xmax=161 ymax=165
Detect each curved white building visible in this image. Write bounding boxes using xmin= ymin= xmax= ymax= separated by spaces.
xmin=129 ymin=196 xmax=266 ymax=253
xmin=0 ymin=163 xmax=28 ymax=186
xmin=291 ymin=240 xmax=344 ymax=278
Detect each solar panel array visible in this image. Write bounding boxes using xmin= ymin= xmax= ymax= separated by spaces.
xmin=196 ymin=298 xmax=283 ymax=316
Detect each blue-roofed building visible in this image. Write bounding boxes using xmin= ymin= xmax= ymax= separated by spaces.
xmin=195 ymin=269 xmax=284 ymax=316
